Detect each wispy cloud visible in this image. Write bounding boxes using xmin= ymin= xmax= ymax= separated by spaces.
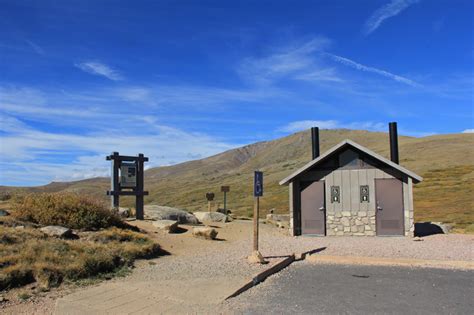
xmin=25 ymin=40 xmax=45 ymax=55
xmin=294 ymin=68 xmax=344 ymax=83
xmin=75 ymin=61 xmax=124 ymax=81
xmin=278 ymin=120 xmax=385 ymax=133
xmin=0 ymin=113 xmax=238 ymax=185
xmin=462 ymin=129 xmax=474 ymax=133
xmin=326 ymin=53 xmax=420 ymax=87
xmin=364 ymin=0 xmax=420 ymax=35
xmin=237 ymin=37 xmax=340 ymax=85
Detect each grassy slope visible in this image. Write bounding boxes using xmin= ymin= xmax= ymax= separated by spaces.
xmin=1 ymin=129 xmax=473 ymax=232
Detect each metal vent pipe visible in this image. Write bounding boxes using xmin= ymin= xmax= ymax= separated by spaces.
xmin=389 ymin=122 xmax=399 ymax=164
xmin=311 ymin=127 xmax=320 ymax=160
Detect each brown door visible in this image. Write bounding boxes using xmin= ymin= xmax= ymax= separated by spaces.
xmin=300 ymin=181 xmax=326 ymax=235
xmin=375 ymin=179 xmax=404 ymax=236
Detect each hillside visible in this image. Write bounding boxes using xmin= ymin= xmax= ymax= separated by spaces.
xmin=1 ymin=129 xmax=473 ymax=232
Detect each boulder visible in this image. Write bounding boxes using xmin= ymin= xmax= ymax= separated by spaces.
xmin=144 ymin=205 xmax=199 ymax=224
xmin=0 ymin=209 xmax=10 ymax=217
xmin=192 ymin=227 xmax=218 ymax=240
xmin=117 ymin=207 xmax=131 ymax=218
xmin=40 ymin=226 xmax=73 ymax=238
xmin=152 ymin=220 xmax=179 ymax=233
xmin=193 ymin=211 xmax=231 ymax=223
xmin=247 ymin=250 xmax=266 ymax=264
xmin=266 ymin=214 xmax=290 ymax=222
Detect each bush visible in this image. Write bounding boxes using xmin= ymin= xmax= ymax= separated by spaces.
xmin=10 ymin=193 xmax=123 ymax=230
xmin=0 ymin=227 xmax=163 ymax=290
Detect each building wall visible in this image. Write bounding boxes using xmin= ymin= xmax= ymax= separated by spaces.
xmin=290 ymin=168 xmax=414 ymax=237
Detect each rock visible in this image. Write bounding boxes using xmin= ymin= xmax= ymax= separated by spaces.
xmin=341 ymin=217 xmax=350 ymax=227
xmin=40 ymin=226 xmax=73 ymax=238
xmin=358 ymin=212 xmax=367 ymax=217
xmin=266 ymin=214 xmax=290 ymax=222
xmin=14 ymin=225 xmax=25 ymax=230
xmin=431 ymin=222 xmax=452 ymax=234
xmin=193 ymin=211 xmax=231 ymax=223
xmin=342 ymin=211 xmax=351 ymax=217
xmin=152 ymin=220 xmax=179 ymax=233
xmin=117 ymin=207 xmax=131 ymax=218
xmin=0 ymin=209 xmax=9 ymax=217
xmin=144 ymin=205 xmax=198 ymax=224
xmin=247 ymin=250 xmax=266 ymax=264
xmin=350 ymin=226 xmax=358 ymax=233
xmin=192 ymin=227 xmax=218 ymax=240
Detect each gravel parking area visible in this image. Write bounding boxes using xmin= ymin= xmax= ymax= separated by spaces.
xmin=258 ymin=227 xmax=474 ymax=262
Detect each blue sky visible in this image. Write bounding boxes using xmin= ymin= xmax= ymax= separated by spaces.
xmin=0 ymin=0 xmax=473 ymax=186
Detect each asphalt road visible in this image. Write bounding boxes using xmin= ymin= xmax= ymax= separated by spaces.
xmin=225 ymin=263 xmax=474 ymax=314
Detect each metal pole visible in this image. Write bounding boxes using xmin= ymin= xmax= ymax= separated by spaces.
xmin=253 ymin=196 xmax=259 ymax=251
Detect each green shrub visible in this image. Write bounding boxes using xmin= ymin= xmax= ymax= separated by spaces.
xmin=10 ymin=193 xmax=122 ymax=230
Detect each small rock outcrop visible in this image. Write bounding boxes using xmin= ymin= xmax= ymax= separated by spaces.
xmin=40 ymin=226 xmax=73 ymax=238
xmin=193 ymin=211 xmax=232 ymax=223
xmin=145 ymin=205 xmax=199 ymax=224
xmin=152 ymin=220 xmax=179 ymax=233
xmin=117 ymin=207 xmax=131 ymax=218
xmin=192 ymin=227 xmax=218 ymax=240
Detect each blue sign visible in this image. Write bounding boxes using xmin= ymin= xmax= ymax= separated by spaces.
xmin=254 ymin=171 xmax=263 ymax=197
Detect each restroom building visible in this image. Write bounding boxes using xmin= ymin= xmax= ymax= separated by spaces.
xmin=279 ymin=123 xmax=422 ymax=237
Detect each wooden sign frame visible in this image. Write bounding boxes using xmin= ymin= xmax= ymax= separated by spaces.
xmin=106 ymin=152 xmax=149 ymax=220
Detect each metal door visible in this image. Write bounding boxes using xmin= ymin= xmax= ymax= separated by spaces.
xmin=375 ymin=179 xmax=404 ymax=236
xmin=300 ymin=181 xmax=326 ymax=235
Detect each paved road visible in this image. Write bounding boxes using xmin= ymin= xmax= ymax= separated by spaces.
xmin=225 ymin=262 xmax=474 ymax=314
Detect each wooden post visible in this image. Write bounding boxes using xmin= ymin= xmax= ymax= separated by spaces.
xmin=208 ymin=201 xmax=211 ymax=213
xmin=110 ymin=152 xmax=119 ymax=209
xmin=223 ymin=191 xmax=227 ymax=214
xmin=135 ymin=154 xmax=145 ymax=220
xmin=253 ymin=196 xmax=259 ymax=251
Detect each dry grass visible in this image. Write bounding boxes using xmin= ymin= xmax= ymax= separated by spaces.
xmin=414 ymin=165 xmax=474 ymax=233
xmin=10 ymin=193 xmax=123 ymax=230
xmin=0 ymin=226 xmax=162 ymax=291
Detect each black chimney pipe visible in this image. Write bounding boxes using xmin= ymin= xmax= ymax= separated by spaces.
xmin=311 ymin=127 xmax=320 ymax=160
xmin=389 ymin=122 xmax=399 ymax=164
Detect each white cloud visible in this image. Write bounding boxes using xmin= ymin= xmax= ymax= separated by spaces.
xmin=75 ymin=61 xmax=124 ymax=81
xmin=294 ymin=68 xmax=344 ymax=83
xmin=326 ymin=53 xmax=420 ymax=87
xmin=278 ymin=120 xmax=386 ymax=133
xmin=462 ymin=129 xmax=474 ymax=133
xmin=0 ymin=116 xmax=238 ymax=184
xmin=25 ymin=40 xmax=45 ymax=55
xmin=364 ymin=0 xmax=420 ymax=35
xmin=237 ymin=37 xmax=338 ymax=85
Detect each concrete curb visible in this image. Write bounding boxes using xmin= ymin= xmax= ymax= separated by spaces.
xmin=306 ymin=255 xmax=474 ymax=270
xmin=225 ymin=254 xmax=295 ymax=300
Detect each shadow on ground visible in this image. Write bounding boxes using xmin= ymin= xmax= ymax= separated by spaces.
xmin=415 ymin=222 xmax=445 ymax=237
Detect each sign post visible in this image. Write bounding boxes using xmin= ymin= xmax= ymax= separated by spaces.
xmin=106 ymin=152 xmax=148 ymax=220
xmin=206 ymin=192 xmax=215 ymax=213
xmin=248 ymin=171 xmax=266 ymax=264
xmin=221 ymin=185 xmax=230 ymax=214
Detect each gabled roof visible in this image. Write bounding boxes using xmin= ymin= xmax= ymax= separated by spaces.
xmin=279 ymin=139 xmax=423 ymax=185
